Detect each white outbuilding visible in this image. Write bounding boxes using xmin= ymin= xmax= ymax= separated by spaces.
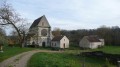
xmin=51 ymin=36 xmax=69 ymax=48
xmin=79 ymin=35 xmax=104 ymax=49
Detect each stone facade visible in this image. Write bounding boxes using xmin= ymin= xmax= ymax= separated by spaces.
xmin=27 ymin=15 xmax=52 ymax=47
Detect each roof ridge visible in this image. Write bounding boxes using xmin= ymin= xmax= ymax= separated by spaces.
xmin=52 ymin=36 xmax=64 ymax=41
xmin=86 ymin=35 xmax=101 ymax=42
xmin=29 ymin=15 xmax=44 ymax=29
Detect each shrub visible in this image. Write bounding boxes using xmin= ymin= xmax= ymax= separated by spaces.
xmin=27 ymin=45 xmax=35 ymax=48
xmin=51 ymin=47 xmax=60 ymax=51
xmin=103 ymin=58 xmax=111 ymax=67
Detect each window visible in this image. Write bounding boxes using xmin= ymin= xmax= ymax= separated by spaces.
xmin=41 ymin=29 xmax=47 ymax=36
xmin=55 ymin=43 xmax=56 ymax=46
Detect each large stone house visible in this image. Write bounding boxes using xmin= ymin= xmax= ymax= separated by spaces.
xmin=26 ymin=15 xmax=53 ymax=47
xmin=51 ymin=36 xmax=69 ymax=48
xmin=79 ymin=35 xmax=104 ymax=49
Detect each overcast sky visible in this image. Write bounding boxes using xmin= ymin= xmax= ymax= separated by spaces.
xmin=6 ymin=0 xmax=120 ymax=30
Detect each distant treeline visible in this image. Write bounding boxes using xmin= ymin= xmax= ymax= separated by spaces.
xmin=60 ymin=26 xmax=120 ymax=46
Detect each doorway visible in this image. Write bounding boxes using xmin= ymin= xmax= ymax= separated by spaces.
xmin=42 ymin=42 xmax=45 ymax=47
xmin=63 ymin=43 xmax=65 ymax=48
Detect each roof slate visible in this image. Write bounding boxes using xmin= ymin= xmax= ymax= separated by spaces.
xmin=52 ymin=36 xmax=64 ymax=41
xmin=29 ymin=16 xmax=43 ymax=29
xmin=86 ymin=35 xmax=101 ymax=42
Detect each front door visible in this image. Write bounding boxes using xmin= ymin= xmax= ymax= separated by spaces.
xmin=42 ymin=42 xmax=45 ymax=47
xmin=63 ymin=43 xmax=65 ymax=48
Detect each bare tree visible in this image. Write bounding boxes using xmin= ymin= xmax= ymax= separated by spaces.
xmin=17 ymin=20 xmax=30 ymax=47
xmin=52 ymin=27 xmax=61 ymax=36
xmin=0 ymin=27 xmax=7 ymax=52
xmin=10 ymin=30 xmax=18 ymax=36
xmin=0 ymin=1 xmax=28 ymax=47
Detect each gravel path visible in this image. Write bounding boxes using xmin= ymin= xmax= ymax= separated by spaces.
xmin=0 ymin=50 xmax=61 ymax=67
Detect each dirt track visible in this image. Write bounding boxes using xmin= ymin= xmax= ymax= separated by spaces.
xmin=0 ymin=50 xmax=61 ymax=67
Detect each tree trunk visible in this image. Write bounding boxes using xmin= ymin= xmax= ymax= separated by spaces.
xmin=8 ymin=20 xmax=23 ymax=47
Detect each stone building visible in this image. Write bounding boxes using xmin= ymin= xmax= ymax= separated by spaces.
xmin=27 ymin=15 xmax=52 ymax=47
xmin=79 ymin=35 xmax=104 ymax=49
xmin=51 ymin=36 xmax=69 ymax=48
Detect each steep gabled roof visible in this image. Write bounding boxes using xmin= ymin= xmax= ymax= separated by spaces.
xmin=29 ymin=16 xmax=43 ymax=29
xmin=86 ymin=35 xmax=101 ymax=42
xmin=52 ymin=36 xmax=64 ymax=41
xmin=29 ymin=15 xmax=51 ymax=29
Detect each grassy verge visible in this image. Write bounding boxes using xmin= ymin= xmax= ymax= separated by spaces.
xmin=91 ymin=46 xmax=120 ymax=54
xmin=66 ymin=46 xmax=120 ymax=54
xmin=27 ymin=46 xmax=118 ymax=67
xmin=0 ymin=46 xmax=35 ymax=62
xmin=27 ymin=52 xmax=82 ymax=67
xmin=27 ymin=52 xmax=115 ymax=67
xmin=38 ymin=47 xmax=52 ymax=50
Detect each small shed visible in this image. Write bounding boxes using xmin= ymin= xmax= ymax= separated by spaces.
xmin=51 ymin=36 xmax=69 ymax=48
xmin=79 ymin=35 xmax=104 ymax=49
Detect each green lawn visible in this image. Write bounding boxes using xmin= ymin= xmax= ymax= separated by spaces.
xmin=91 ymin=46 xmax=120 ymax=54
xmin=27 ymin=52 xmax=116 ymax=67
xmin=65 ymin=46 xmax=120 ymax=54
xmin=0 ymin=46 xmax=35 ymax=62
xmin=27 ymin=46 xmax=119 ymax=67
xmin=27 ymin=52 xmax=81 ymax=67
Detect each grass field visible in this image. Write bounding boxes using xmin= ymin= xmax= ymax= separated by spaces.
xmin=28 ymin=52 xmax=97 ymax=67
xmin=27 ymin=46 xmax=119 ymax=67
xmin=28 ymin=52 xmax=116 ymax=67
xmin=92 ymin=46 xmax=120 ymax=54
xmin=65 ymin=46 xmax=120 ymax=54
xmin=0 ymin=46 xmax=119 ymax=66
xmin=0 ymin=46 xmax=35 ymax=62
